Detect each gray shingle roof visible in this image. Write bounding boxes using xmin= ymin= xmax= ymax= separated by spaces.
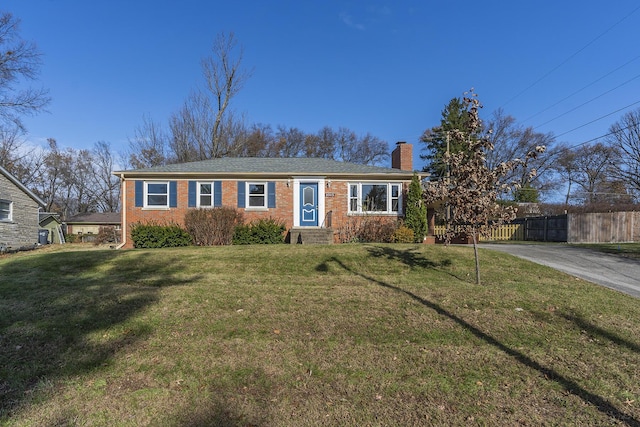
xmin=115 ymin=157 xmax=414 ymax=177
xmin=66 ymin=212 xmax=121 ymax=224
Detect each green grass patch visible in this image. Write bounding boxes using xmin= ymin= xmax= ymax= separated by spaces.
xmin=577 ymin=242 xmax=640 ymax=259
xmin=0 ymin=244 xmax=639 ymax=426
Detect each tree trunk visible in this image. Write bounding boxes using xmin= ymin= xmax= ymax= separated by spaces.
xmin=472 ymin=230 xmax=481 ymax=285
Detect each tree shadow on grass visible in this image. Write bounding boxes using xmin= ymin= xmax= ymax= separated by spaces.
xmin=324 ymin=255 xmax=640 ymax=426
xmin=365 ymin=245 xmax=452 ymax=270
xmin=171 ymin=392 xmax=269 ymax=427
xmin=363 ymin=245 xmax=477 ymax=283
xmin=559 ymin=312 xmax=640 ymax=354
xmin=0 ymin=249 xmax=202 ymax=419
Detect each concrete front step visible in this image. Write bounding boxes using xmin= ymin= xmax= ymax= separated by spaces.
xmin=288 ymin=228 xmax=334 ymax=244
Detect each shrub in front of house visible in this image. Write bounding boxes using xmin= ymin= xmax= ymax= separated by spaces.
xmin=233 ymin=218 xmax=286 ymax=245
xmin=357 ymin=217 xmax=397 ymax=243
xmin=130 ymin=222 xmax=192 ymax=248
xmin=184 ymin=207 xmax=244 ymax=246
xmin=392 ymin=224 xmax=415 ymax=243
xmin=337 ymin=216 xmax=398 ymax=243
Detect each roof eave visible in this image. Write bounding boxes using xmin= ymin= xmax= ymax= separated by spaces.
xmin=113 ymin=171 xmax=417 ymax=180
xmin=0 ymin=165 xmax=46 ymax=207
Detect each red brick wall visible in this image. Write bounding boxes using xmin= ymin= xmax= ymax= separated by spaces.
xmin=121 ymin=178 xmax=406 ymax=247
xmin=123 ymin=180 xmax=293 ymax=248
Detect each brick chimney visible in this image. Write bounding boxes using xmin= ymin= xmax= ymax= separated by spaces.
xmin=391 ymin=141 xmax=413 ymax=171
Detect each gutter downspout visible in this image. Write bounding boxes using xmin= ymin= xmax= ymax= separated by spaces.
xmin=115 ymin=174 xmax=127 ymax=249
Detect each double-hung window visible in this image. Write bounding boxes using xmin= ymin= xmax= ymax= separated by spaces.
xmin=198 ymin=182 xmax=214 ymax=207
xmin=248 ymin=182 xmax=266 ymax=208
xmin=145 ymin=182 xmax=169 ymax=207
xmin=0 ymin=199 xmax=11 ymax=221
xmin=237 ymin=181 xmax=276 ymax=209
xmin=348 ymin=183 xmax=401 ymax=214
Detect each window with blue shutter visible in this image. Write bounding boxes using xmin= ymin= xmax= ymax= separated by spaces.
xmin=192 ymin=181 xmax=222 ymax=207
xmin=238 ymin=181 xmax=274 ymax=209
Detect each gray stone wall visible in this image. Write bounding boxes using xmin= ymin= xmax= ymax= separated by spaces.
xmin=0 ymin=173 xmax=40 ymax=248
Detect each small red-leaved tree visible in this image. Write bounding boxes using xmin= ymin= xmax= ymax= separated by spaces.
xmin=423 ymin=91 xmax=544 ymax=284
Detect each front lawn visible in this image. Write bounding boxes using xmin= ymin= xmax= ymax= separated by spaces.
xmin=1 ymin=244 xmax=638 ymax=426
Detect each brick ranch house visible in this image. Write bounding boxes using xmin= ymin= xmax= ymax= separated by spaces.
xmin=114 ymin=142 xmax=417 ymax=248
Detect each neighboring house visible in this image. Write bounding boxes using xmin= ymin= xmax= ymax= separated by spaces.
xmin=39 ymin=212 xmax=65 ymax=244
xmin=0 ymin=165 xmax=46 ymax=250
xmin=114 ymin=142 xmax=416 ymax=248
xmin=66 ymin=212 xmax=122 ymax=242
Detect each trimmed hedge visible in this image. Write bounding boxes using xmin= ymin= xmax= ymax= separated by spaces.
xmin=233 ymin=218 xmax=286 ymax=245
xmin=130 ymin=223 xmax=192 ymax=248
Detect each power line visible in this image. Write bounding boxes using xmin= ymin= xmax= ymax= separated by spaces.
xmin=500 ymin=4 xmax=640 ymax=109
xmin=522 ymin=54 xmax=640 ymax=124
xmin=533 ymin=73 xmax=640 ymax=130
xmin=553 ymin=99 xmax=640 ymax=140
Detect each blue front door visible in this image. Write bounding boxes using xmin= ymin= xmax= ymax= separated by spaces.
xmin=300 ymin=183 xmax=318 ymax=226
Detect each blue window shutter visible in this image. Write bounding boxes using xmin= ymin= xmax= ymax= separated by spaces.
xmin=188 ymin=181 xmax=196 ymax=207
xmin=169 ymin=181 xmax=177 ymax=207
xmin=237 ymin=181 xmax=246 ymax=208
xmin=135 ymin=181 xmax=143 ymax=207
xmin=214 ymin=181 xmax=222 ymax=207
xmin=268 ymin=181 xmax=276 ymax=208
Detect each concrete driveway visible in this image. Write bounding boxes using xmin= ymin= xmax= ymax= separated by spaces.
xmin=480 ymin=244 xmax=640 ymax=298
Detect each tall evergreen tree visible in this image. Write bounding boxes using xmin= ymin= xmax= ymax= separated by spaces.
xmin=420 ymin=97 xmax=476 ymax=178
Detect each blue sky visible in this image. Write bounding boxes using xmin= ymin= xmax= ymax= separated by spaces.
xmin=5 ymin=1 xmax=640 ymax=182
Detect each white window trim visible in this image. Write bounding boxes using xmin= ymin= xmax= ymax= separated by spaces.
xmin=197 ymin=181 xmax=215 ymax=208
xmin=245 ymin=181 xmax=267 ymax=210
xmin=144 ymin=181 xmax=170 ymax=208
xmin=348 ymin=182 xmax=402 ymax=215
xmin=0 ymin=199 xmax=12 ymax=222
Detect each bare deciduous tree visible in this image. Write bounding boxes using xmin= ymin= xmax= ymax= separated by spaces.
xmin=92 ymin=141 xmax=120 ymax=212
xmin=484 ymin=108 xmax=556 ymax=201
xmin=0 ymin=124 xmax=46 ymax=192
xmin=35 ymin=138 xmax=72 ymax=214
xmin=0 ymin=12 xmax=50 ymax=129
xmin=554 ymin=142 xmax=623 ymax=205
xmin=128 ymin=114 xmax=169 ymax=168
xmin=201 ymin=32 xmax=252 ymax=158
xmin=606 ymin=108 xmax=640 ymax=198
xmin=424 ymin=91 xmax=544 ymax=285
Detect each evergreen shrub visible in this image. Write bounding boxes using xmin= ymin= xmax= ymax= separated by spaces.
xmin=233 ymin=218 xmax=286 ymax=244
xmin=130 ymin=222 xmax=192 ymax=248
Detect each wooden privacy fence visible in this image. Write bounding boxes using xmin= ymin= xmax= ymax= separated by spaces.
xmin=433 ymin=223 xmax=524 ymax=241
xmin=432 ymin=212 xmax=640 ymax=243
xmin=568 ymin=211 xmax=640 ymax=243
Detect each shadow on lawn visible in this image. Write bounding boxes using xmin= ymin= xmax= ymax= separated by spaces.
xmin=560 ymin=312 xmax=640 ymax=354
xmin=325 ymin=248 xmax=640 ymax=427
xmin=365 ymin=245 xmax=452 ymax=269
xmin=0 ymin=249 xmax=201 ymax=419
